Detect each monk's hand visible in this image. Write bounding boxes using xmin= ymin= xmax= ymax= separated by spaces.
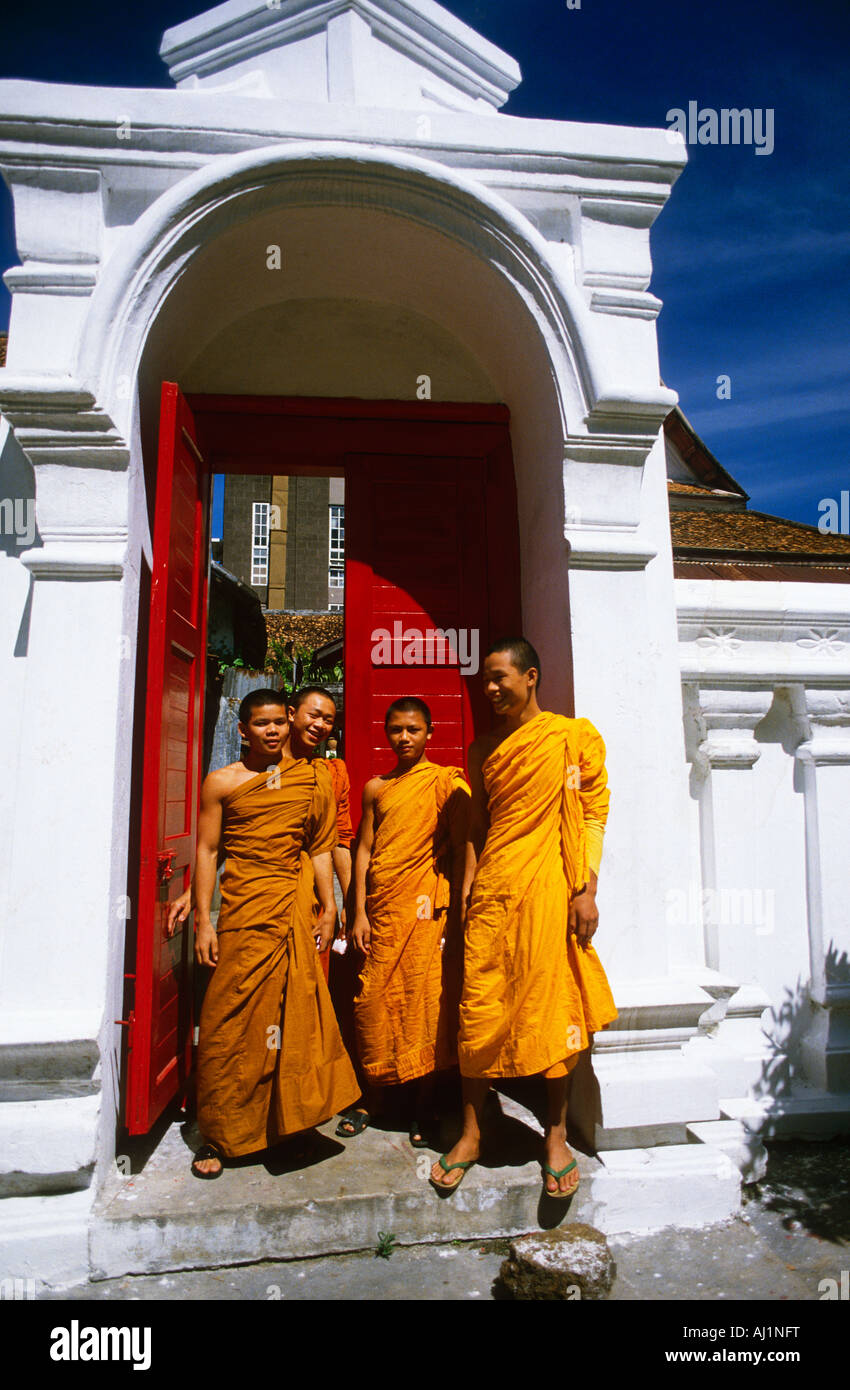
xmin=351 ymin=913 xmax=371 ymax=956
xmin=195 ymin=919 xmax=219 ymax=967
xmin=166 ymin=887 xmax=192 ymax=938
xmin=315 ymin=907 xmax=336 ymax=953
xmin=569 ymin=888 xmax=599 ymax=948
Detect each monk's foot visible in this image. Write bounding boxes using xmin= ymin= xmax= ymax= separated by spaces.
xmin=429 ymin=1135 xmax=479 ymax=1189
xmin=542 ymin=1132 xmax=579 ymax=1197
xmin=335 ymin=1108 xmax=370 ymax=1138
xmin=191 ymin=1142 xmax=224 ymax=1179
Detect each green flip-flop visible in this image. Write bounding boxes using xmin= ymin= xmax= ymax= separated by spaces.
xmin=429 ymin=1153 xmax=475 ymax=1194
xmin=542 ymin=1158 xmax=579 ymax=1199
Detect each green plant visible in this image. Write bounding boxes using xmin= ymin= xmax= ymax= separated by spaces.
xmin=374 ymin=1231 xmax=398 ymax=1260
xmin=265 ymin=638 xmax=343 ymax=689
xmin=217 ymin=656 xmax=245 ymax=677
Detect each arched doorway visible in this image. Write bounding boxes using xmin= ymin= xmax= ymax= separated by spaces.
xmin=90 ymin=148 xmax=583 ymax=1135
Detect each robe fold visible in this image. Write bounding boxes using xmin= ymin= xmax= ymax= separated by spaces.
xmin=458 ymin=711 xmax=617 ymax=1080
xmin=312 ymin=756 xmax=353 ymax=983
xmin=355 ymin=762 xmax=470 ymax=1085
xmin=196 ymin=758 xmax=359 ymax=1156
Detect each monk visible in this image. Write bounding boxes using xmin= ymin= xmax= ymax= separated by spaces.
xmin=185 ymin=688 xmax=358 ymax=1177
xmin=169 ymin=685 xmax=353 ymax=968
xmin=430 ymin=639 xmax=617 ymax=1198
xmin=282 ymin=687 xmax=354 ymax=980
xmin=282 ymin=686 xmax=372 ymax=1137
xmin=349 ymin=698 xmax=469 ymax=1147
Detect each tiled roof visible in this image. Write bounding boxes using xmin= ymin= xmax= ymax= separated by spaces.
xmin=0 ymin=332 xmax=6 ymax=368
xmin=668 ymin=481 xmax=719 ymax=497
xmin=671 ymin=507 xmax=850 ymax=558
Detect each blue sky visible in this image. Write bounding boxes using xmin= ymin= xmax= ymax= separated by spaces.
xmin=1 ymin=0 xmax=847 ymax=528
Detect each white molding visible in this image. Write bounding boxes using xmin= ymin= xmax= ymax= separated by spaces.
xmin=19 ymin=543 xmax=126 ymax=580
xmin=69 ymin=141 xmax=678 ymax=445
xmin=159 ymin=0 xmax=522 ymax=109
xmin=565 ymin=530 xmax=657 ymax=571
xmin=590 ymin=287 xmax=663 ymax=319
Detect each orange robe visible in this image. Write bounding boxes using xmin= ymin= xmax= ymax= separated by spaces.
xmin=197 ymin=758 xmax=359 ymax=1156
xmin=458 ymin=712 xmax=617 ymax=1080
xmin=355 ymin=762 xmax=470 ymax=1085
xmin=314 ymin=756 xmax=353 ymax=983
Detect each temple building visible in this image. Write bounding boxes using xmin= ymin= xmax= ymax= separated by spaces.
xmin=0 ymin=0 xmax=848 ymax=1285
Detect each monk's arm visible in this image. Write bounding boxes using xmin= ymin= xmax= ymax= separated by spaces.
xmin=569 ymin=720 xmax=610 ymax=947
xmin=305 ymin=768 xmax=339 ymax=951
xmin=166 ymin=844 xmax=226 ymax=934
xmin=193 ymin=775 xmax=224 ymax=967
xmin=351 ymin=784 xmax=377 ymax=954
xmin=462 ymin=743 xmax=489 ymax=919
xmin=311 ymin=851 xmax=337 ymax=951
xmin=332 ymin=764 xmax=354 ymax=926
xmin=444 ymin=781 xmax=471 ymax=948
xmin=332 ymin=846 xmax=352 ymax=922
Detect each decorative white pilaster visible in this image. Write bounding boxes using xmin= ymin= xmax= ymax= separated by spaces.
xmin=0 ymin=378 xmax=131 ymax=1236
xmin=686 ymin=687 xmax=774 ymax=983
xmin=794 ymin=689 xmax=850 ymax=1092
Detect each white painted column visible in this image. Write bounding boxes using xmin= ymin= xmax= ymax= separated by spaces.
xmin=0 ymin=382 xmax=131 ymax=1283
xmin=689 ymin=688 xmax=775 ymax=982
xmin=795 ymin=689 xmax=850 ymax=1092
xmin=678 ymin=687 xmax=775 ymax=1101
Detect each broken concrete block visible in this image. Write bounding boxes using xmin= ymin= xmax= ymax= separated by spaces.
xmin=499 ymin=1223 xmax=615 ymax=1300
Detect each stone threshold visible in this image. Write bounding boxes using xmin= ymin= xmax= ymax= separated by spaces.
xmin=89 ymin=1087 xmax=742 ymax=1280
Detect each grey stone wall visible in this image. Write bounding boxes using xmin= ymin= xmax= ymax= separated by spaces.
xmin=285 ymin=476 xmax=331 ymax=610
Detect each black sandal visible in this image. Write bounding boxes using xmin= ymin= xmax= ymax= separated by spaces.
xmin=335 ymin=1108 xmax=369 ymax=1138
xmin=191 ymin=1142 xmax=224 ymax=1179
xmin=409 ymin=1118 xmax=431 ymax=1149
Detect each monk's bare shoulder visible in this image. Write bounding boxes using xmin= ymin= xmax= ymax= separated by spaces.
xmin=361 ymin=774 xmax=385 ymax=807
xmin=202 ymin=762 xmax=246 ymax=800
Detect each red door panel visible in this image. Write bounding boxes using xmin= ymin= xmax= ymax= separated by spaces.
xmin=127 ymin=382 xmax=209 ymax=1135
xmin=344 ymin=453 xmax=519 ymax=807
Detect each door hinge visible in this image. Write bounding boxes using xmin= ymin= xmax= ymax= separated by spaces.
xmin=115 ymin=1010 xmax=136 ymax=1049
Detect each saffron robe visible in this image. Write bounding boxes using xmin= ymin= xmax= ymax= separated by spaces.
xmin=458 ymin=712 xmax=617 ymax=1079
xmin=326 ymin=757 xmax=354 ymax=849
xmin=196 ymin=758 xmax=359 ymax=1156
xmin=313 ymin=756 xmax=353 ymax=983
xmin=355 ymin=762 xmax=470 ymax=1085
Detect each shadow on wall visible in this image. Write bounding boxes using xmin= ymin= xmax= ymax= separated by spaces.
xmin=0 ymin=419 xmax=41 ymax=658
xmin=747 ymin=943 xmax=850 ymax=1240
xmin=757 ymin=943 xmax=850 ymax=1101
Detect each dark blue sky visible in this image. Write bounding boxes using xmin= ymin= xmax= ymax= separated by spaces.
xmin=1 ymin=0 xmax=847 ymax=527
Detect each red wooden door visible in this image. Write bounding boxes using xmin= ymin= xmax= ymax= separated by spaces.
xmin=127 ymin=383 xmax=209 ymax=1134
xmin=344 ymin=452 xmax=520 ymax=804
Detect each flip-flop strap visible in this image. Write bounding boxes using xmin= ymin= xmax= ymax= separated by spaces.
xmin=194 ymin=1144 xmax=223 ymax=1161
xmin=439 ymin=1155 xmax=473 ymax=1173
xmin=544 ymin=1159 xmax=577 ymax=1179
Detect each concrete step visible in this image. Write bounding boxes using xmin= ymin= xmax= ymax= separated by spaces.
xmin=720 ymin=1090 xmax=850 ymax=1138
xmin=91 ymin=1096 xmax=602 ymax=1280
xmin=687 ymin=1119 xmax=768 ymax=1182
xmin=89 ymin=1081 xmax=744 ymax=1279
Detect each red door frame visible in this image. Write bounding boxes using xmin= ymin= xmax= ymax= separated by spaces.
xmin=127 ymin=394 xmax=520 ymax=1135
xmin=128 ymin=384 xmax=209 ymax=1135
xmin=186 ymin=394 xmax=522 ymax=795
